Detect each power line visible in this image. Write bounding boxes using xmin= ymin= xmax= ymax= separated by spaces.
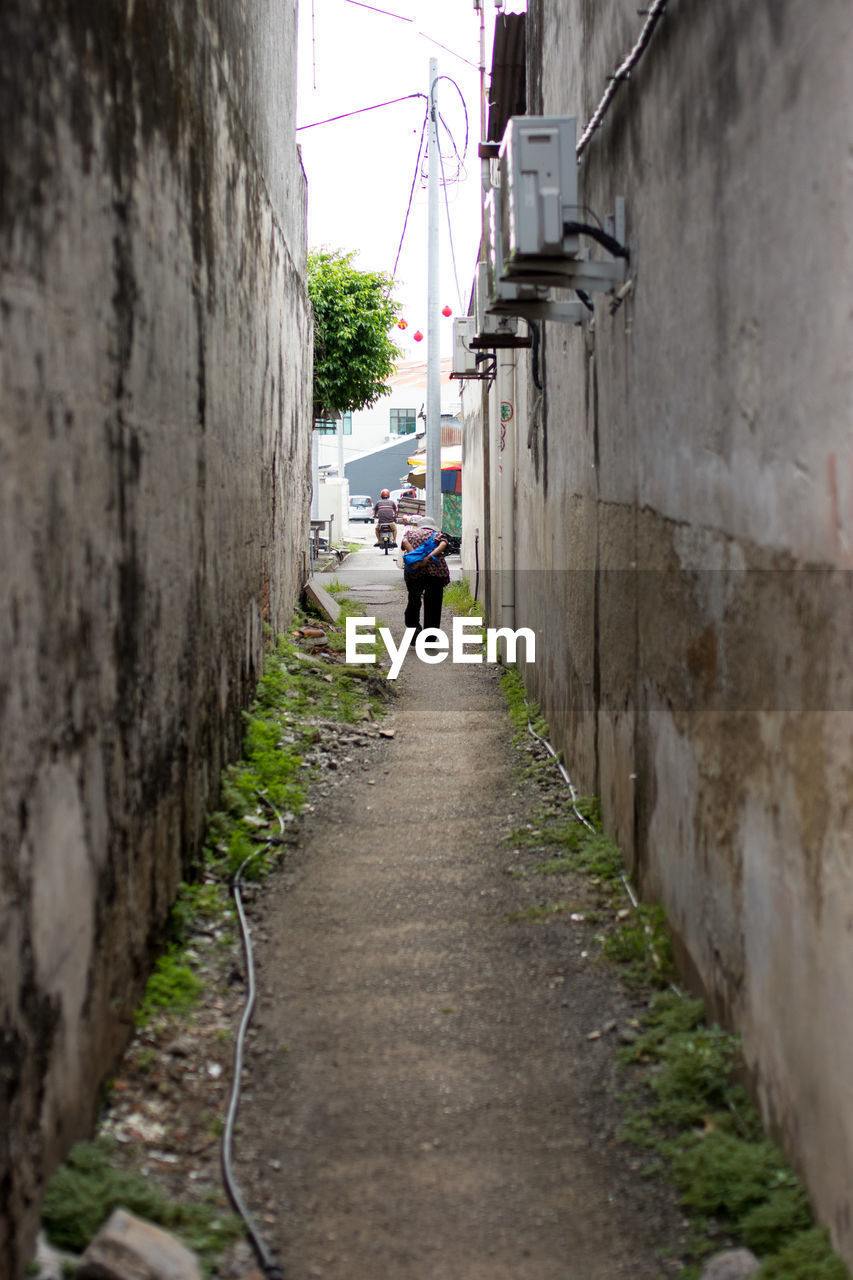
xmin=437 ymin=110 xmax=467 ymax=182
xmin=344 ymin=0 xmax=413 ymax=21
xmin=297 ymin=92 xmax=427 ymax=131
xmin=392 ymin=104 xmax=430 ymax=280
xmin=432 ymin=74 xmax=470 ymax=182
xmin=416 ymin=29 xmax=479 ymax=71
xmin=437 ymin=133 xmax=466 ymax=315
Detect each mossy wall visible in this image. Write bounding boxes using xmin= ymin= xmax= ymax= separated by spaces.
xmin=0 ymin=2 xmax=311 ymax=1272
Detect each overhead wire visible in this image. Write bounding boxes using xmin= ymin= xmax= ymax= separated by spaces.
xmin=391 ymin=102 xmax=430 ymax=280
xmin=416 ymin=30 xmax=479 ymax=71
xmin=434 ymin=75 xmax=470 ymax=165
xmin=392 ymin=75 xmax=469 ymax=295
xmin=437 ymin=112 xmax=467 ymax=182
xmin=437 ymin=128 xmax=466 ymax=315
xmin=296 ymin=92 xmax=427 ymax=131
xmin=299 ymin=70 xmax=470 ymax=308
xmin=430 ymin=74 xmax=470 ymax=312
xmin=344 ymin=0 xmax=413 ymax=20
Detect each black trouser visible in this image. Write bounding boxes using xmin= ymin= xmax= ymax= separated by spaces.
xmin=404 ymin=574 xmax=445 ymax=632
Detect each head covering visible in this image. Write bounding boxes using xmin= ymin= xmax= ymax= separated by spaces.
xmin=418 ymin=516 xmax=437 ymax=528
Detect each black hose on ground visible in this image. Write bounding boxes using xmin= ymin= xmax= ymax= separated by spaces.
xmin=221 ymin=809 xmax=288 ymax=1280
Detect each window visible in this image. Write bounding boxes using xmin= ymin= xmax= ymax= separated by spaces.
xmin=390 ymin=408 xmax=417 ymax=435
xmin=317 ymin=413 xmax=352 ymax=435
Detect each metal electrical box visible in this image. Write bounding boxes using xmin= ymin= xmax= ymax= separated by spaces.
xmin=485 ymin=189 xmax=556 ymax=314
xmin=474 ymin=261 xmax=520 ymax=344
xmin=498 ymin=116 xmax=580 ymax=277
xmin=452 ymin=316 xmax=479 ymax=376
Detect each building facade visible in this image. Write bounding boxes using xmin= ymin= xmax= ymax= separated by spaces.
xmin=461 ymin=0 xmax=853 ymax=1264
xmin=0 ymin=2 xmax=312 ymax=1270
xmin=317 ymin=357 xmax=458 ymax=475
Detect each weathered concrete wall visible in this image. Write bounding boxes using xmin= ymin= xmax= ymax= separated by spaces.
xmin=465 ymin=0 xmax=853 ymax=1261
xmin=0 ymin=1 xmax=311 ymax=1272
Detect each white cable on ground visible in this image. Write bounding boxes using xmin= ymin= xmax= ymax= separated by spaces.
xmin=525 ymin=709 xmax=682 ymax=993
xmin=526 ymin=718 xmax=596 ymax=833
xmin=525 ymin=713 xmax=647 ymax=921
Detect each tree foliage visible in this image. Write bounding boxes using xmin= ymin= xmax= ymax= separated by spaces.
xmin=307 ymin=249 xmax=401 ymax=421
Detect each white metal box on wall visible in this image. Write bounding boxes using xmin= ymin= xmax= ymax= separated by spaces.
xmin=475 ymin=260 xmax=521 ymax=339
xmin=484 ymin=193 xmax=561 ymax=317
xmin=498 ymin=116 xmax=580 ymax=275
xmin=452 ymin=316 xmax=479 ymax=375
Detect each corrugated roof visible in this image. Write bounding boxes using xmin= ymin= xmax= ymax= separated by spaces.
xmin=487 ymin=13 xmax=526 ymax=144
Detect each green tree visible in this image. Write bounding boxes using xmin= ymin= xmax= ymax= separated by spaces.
xmin=307 ymin=249 xmax=401 ymax=422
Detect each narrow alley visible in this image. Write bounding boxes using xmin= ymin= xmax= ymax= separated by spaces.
xmin=5 ymin=0 xmax=853 ymax=1274
xmin=231 ymin=553 xmax=685 ymax=1279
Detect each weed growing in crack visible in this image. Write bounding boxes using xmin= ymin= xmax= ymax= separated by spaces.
xmin=42 ymin=1140 xmax=243 ymax=1271
xmin=135 ymin=948 xmax=203 ymax=1026
xmin=443 ymin=578 xmax=483 ymax=618
xmin=601 ymin=904 xmax=674 ymax=989
xmin=204 ymin=618 xmax=388 ymax=881
xmin=618 ymin=991 xmax=850 ymax=1277
xmin=169 ymin=881 xmax=233 ymax=946
xmin=755 ymin=1229 xmax=850 ymax=1279
xmin=500 ymin=667 xmax=550 ymax=742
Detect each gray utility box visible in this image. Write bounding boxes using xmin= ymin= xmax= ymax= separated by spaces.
xmin=485 ymin=192 xmax=553 ymax=311
xmin=475 ymin=260 xmax=521 ymax=339
xmin=499 ymin=116 xmax=580 ymax=279
xmin=452 ymin=316 xmax=479 ymax=375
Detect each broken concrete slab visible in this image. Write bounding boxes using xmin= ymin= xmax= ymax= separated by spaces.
xmin=76 ymin=1209 xmax=202 ymax=1280
xmin=303 ymin=576 xmax=341 ymax=623
xmin=699 ymin=1248 xmax=760 ymax=1280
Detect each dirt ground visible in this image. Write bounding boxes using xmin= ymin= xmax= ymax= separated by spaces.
xmin=230 ymin=552 xmax=689 ymax=1279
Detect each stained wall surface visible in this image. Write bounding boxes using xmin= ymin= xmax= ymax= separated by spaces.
xmin=463 ymin=0 xmax=853 ymax=1262
xmin=0 ymin=2 xmax=311 ymax=1272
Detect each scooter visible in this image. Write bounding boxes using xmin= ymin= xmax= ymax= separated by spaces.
xmin=377 ymin=522 xmax=395 ymax=555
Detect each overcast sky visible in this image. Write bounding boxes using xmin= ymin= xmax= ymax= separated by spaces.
xmin=296 ymin=0 xmax=526 ymax=356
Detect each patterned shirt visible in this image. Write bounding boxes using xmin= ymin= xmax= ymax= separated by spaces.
xmin=402 ymin=525 xmax=450 ymax=583
xmin=374 ymin=499 xmax=397 ymax=523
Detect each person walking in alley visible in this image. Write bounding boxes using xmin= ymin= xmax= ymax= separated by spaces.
xmin=400 ymin=516 xmax=450 ymax=634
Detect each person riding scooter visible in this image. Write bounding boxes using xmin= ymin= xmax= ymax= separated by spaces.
xmin=373 ymin=489 xmax=398 ymax=547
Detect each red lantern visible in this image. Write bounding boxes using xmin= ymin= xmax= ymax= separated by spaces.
xmin=442 ymin=304 xmax=452 ymax=317
xmin=413 ymin=330 xmax=424 ymax=342
xmin=397 ymin=318 xmax=408 ymax=330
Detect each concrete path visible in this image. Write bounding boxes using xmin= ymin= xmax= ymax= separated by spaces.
xmin=234 ymin=550 xmax=683 ymax=1279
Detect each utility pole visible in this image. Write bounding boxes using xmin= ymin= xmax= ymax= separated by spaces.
xmin=425 ymin=57 xmax=441 ymax=525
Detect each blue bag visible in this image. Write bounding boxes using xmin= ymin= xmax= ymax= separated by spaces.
xmin=402 ymin=532 xmax=439 ymax=572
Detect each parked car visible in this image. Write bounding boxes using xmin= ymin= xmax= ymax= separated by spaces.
xmin=348 ymin=495 xmax=374 ymax=522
